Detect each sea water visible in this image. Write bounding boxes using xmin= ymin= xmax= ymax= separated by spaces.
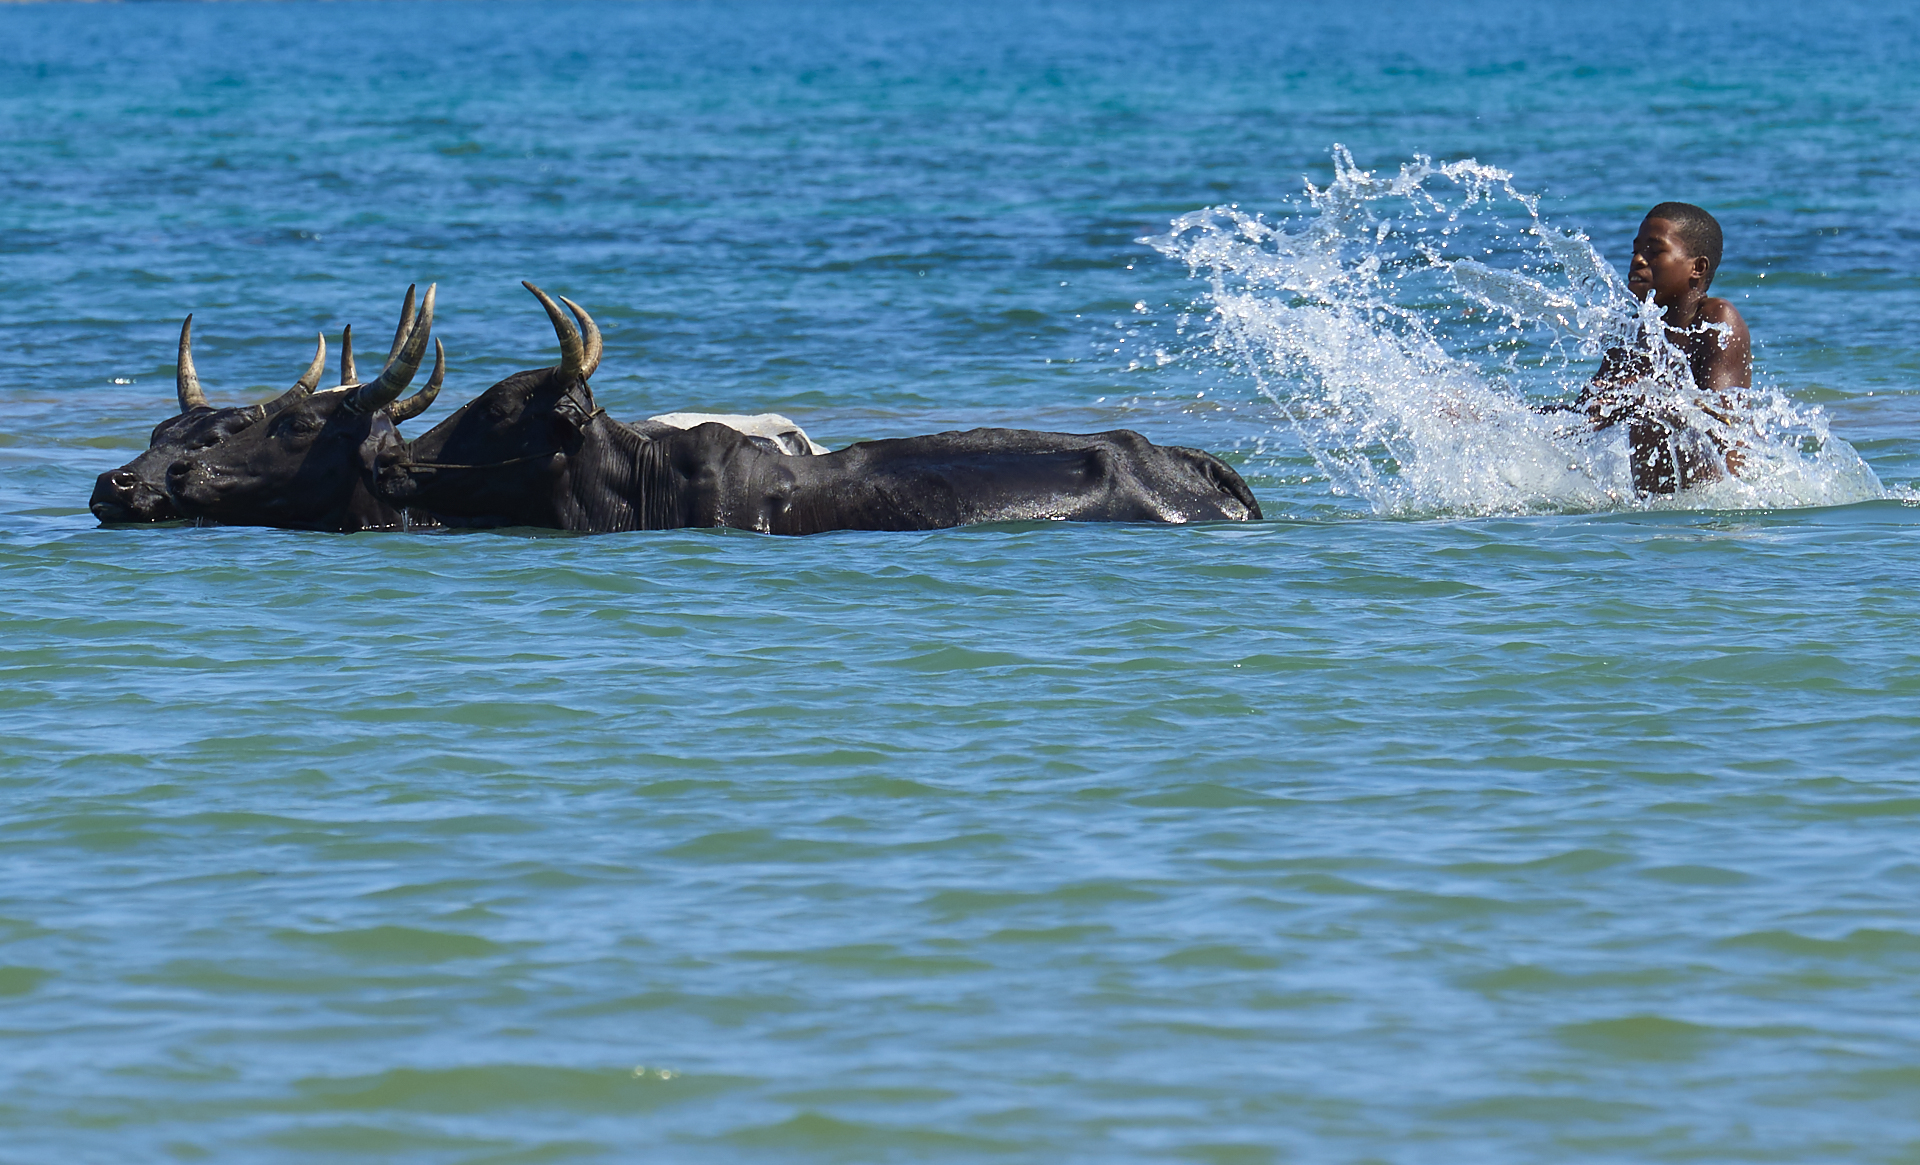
xmin=2 ymin=2 xmax=1919 ymax=1162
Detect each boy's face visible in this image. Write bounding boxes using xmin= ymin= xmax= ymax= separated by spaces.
xmin=1628 ymin=217 xmax=1711 ymax=308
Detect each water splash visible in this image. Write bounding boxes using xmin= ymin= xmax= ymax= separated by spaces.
xmin=1145 ymin=147 xmax=1886 ymax=516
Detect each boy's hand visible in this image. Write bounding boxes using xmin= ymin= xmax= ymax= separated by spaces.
xmin=1581 ymin=384 xmax=1643 ymax=428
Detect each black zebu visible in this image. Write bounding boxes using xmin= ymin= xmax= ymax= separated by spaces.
xmin=377 ymin=284 xmax=1262 ymax=533
xmin=90 ymin=287 xmax=443 ymax=524
xmin=162 ymin=286 xmax=443 ymax=532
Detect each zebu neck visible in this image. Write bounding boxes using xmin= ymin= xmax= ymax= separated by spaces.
xmin=564 ymin=413 xmax=673 ymax=532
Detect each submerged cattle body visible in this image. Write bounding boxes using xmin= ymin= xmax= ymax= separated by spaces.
xmin=379 ymin=283 xmax=1262 ymax=533
xmin=780 ymin=426 xmax=1262 ymax=530
xmin=163 ymin=286 xmax=445 ymax=532
xmin=91 ymin=288 xmax=444 ymax=525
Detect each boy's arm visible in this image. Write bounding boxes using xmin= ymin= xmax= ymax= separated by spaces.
xmin=1590 ymin=345 xmax=1638 ymax=389
xmin=1696 ymin=298 xmax=1752 ymax=393
xmin=1694 ymin=299 xmax=1752 ymax=477
xmin=1580 ymin=346 xmax=1649 ymax=426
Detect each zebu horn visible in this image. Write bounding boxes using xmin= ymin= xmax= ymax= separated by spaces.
xmin=339 ymin=324 xmax=357 ymax=386
xmin=523 ymin=281 xmax=596 ymax=383
xmin=385 ymin=338 xmax=445 ymax=423
xmin=290 ymin=333 xmax=326 ymax=397
xmin=242 ymin=333 xmax=328 ymax=422
xmin=385 ymin=284 xmax=417 ymax=364
xmin=177 ymin=315 xmax=209 ymax=412
xmin=559 ymin=294 xmax=601 ymax=381
xmin=347 ymin=283 xmax=434 ymax=414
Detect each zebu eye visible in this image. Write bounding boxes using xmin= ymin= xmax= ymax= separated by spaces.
xmin=275 ymin=414 xmax=324 ymax=440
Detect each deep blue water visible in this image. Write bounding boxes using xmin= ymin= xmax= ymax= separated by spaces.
xmin=3 ymin=2 xmax=1920 ymax=1161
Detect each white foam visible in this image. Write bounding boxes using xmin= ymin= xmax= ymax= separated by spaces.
xmin=1146 ymin=147 xmax=1888 ymax=517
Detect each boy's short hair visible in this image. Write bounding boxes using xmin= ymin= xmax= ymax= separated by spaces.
xmin=1645 ymin=202 xmax=1724 ymax=288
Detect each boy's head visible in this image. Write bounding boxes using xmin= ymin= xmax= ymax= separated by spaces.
xmin=1629 ymin=202 xmax=1723 ymax=307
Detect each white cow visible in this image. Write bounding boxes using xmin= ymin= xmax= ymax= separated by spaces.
xmin=643 ymin=412 xmax=830 ymax=456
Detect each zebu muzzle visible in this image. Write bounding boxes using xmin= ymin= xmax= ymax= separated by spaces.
xmin=89 ymin=469 xmax=170 ymax=523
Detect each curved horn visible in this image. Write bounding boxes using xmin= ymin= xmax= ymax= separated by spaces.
xmin=523 ymin=281 xmax=589 ymax=383
xmin=385 ymin=284 xmax=417 ymax=364
xmin=558 ymin=294 xmax=601 ymax=382
xmin=347 ymin=283 xmax=434 ymax=414
xmin=339 ymin=324 xmax=357 ymax=386
xmin=177 ymin=315 xmax=209 ymax=412
xmin=384 ymin=338 xmax=445 ymax=423
xmin=292 ymin=332 xmax=327 ymax=395
xmin=245 ymin=333 xmax=328 ymax=421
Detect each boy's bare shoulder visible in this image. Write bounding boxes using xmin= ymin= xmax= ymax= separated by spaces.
xmin=1698 ymin=297 xmax=1749 ymax=332
xmin=1693 ymin=295 xmax=1753 ymax=390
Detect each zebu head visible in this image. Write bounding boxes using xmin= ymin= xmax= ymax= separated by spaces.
xmin=90 ymin=287 xmax=443 ymax=525
xmin=377 ymin=282 xmax=603 ymax=527
xmin=165 ymin=286 xmax=442 ymax=532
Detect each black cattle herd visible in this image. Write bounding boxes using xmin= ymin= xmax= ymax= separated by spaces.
xmin=90 ymin=283 xmax=1263 ymax=535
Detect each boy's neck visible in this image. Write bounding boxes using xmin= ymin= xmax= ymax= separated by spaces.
xmin=1661 ymin=289 xmax=1707 ymax=330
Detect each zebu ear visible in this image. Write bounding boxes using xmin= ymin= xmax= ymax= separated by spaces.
xmin=550 ymin=388 xmax=594 ymax=441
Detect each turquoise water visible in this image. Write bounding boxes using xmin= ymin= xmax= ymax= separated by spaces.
xmin=4 ymin=2 xmax=1920 ymax=1160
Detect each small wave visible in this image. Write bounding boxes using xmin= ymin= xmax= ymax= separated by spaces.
xmin=1144 ymin=147 xmax=1888 ymax=517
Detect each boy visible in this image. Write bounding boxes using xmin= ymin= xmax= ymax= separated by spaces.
xmin=1581 ymin=202 xmax=1751 ymax=493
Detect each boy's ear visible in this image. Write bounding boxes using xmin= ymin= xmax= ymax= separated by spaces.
xmin=1692 ymin=254 xmax=1712 ymax=287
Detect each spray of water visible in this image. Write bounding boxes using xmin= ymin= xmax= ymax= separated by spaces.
xmin=1145 ymin=147 xmax=1886 ymax=516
